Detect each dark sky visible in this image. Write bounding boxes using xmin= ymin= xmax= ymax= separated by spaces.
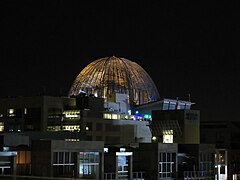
xmin=1 ymin=0 xmax=240 ymax=122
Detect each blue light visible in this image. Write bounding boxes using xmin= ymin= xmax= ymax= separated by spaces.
xmin=135 ymin=111 xmax=139 ymax=114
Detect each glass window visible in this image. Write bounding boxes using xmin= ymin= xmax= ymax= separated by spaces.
xmin=59 ymin=152 xmax=64 ymax=163
xmin=103 ymin=113 xmax=111 ymax=119
xmin=53 ymin=152 xmax=58 ymax=164
xmin=65 ymin=152 xmax=70 ymax=164
xmin=159 ymin=152 xmax=175 ymax=178
xmin=79 ymin=152 xmax=100 ymax=179
xmin=0 ymin=122 xmax=4 ymax=132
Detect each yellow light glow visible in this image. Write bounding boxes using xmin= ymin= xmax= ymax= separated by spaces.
xmin=152 ymin=136 xmax=157 ymax=141
xmin=163 ymin=134 xmax=173 ymax=143
xmin=0 ymin=122 xmax=4 ymax=132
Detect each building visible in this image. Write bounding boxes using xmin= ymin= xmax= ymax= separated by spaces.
xmin=0 ymin=134 xmax=29 ymax=175
xmin=0 ymin=96 xmax=76 ymax=132
xmin=31 ymin=139 xmax=104 ymax=179
xmin=0 ymin=56 xmax=219 ymax=179
xmin=150 ymin=109 xmax=200 ymax=144
xmin=134 ymin=143 xmax=215 ymax=179
xmin=201 ymin=120 xmax=240 ymax=180
xmin=0 ymin=95 xmax=152 ymax=145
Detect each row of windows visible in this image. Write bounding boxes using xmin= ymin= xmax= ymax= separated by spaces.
xmin=1 ymin=108 xmax=80 ymax=120
xmin=53 ymin=152 xmax=75 ymax=164
xmin=79 ymin=152 xmax=100 ymax=163
xmin=160 ymin=152 xmax=176 ymax=162
xmin=47 ymin=123 xmax=120 ymax=132
xmin=2 ymin=108 xmax=145 ymax=122
xmin=1 ymin=108 xmax=38 ymax=118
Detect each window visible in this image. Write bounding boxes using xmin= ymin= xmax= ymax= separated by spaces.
xmin=7 ymin=108 xmax=15 ymax=117
xmin=47 ymin=126 xmax=61 ymax=131
xmin=62 ymin=125 xmax=80 ymax=132
xmin=163 ymin=130 xmax=173 ymax=143
xmin=112 ymin=114 xmax=118 ymax=119
xmin=0 ymin=122 xmax=4 ymax=132
xmin=79 ymin=152 xmax=100 ymax=179
xmin=103 ymin=113 xmax=120 ymax=119
xmin=159 ymin=152 xmax=176 ymax=178
xmin=63 ymin=110 xmax=80 ymax=120
xmin=103 ymin=113 xmax=111 ymax=119
xmin=53 ymin=152 xmax=75 ymax=177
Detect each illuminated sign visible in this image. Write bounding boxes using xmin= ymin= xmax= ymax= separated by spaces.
xmin=116 ymin=152 xmax=133 ymax=156
xmin=120 ymin=148 xmax=126 ymax=152
xmin=0 ymin=152 xmax=17 ymax=156
xmin=104 ymin=148 xmax=108 ymax=153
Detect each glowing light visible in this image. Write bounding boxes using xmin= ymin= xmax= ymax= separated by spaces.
xmin=68 ymin=56 xmax=160 ymax=105
xmin=163 ymin=130 xmax=173 ymax=143
xmin=104 ymin=148 xmax=108 ymax=153
xmin=152 ymin=136 xmax=157 ymax=141
xmin=163 ymin=134 xmax=173 ymax=143
xmin=120 ymin=148 xmax=126 ymax=152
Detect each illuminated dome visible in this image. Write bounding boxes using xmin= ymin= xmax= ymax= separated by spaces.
xmin=69 ymin=56 xmax=160 ymax=105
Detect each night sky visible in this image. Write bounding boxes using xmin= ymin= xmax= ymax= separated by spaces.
xmin=1 ymin=1 xmax=240 ymax=122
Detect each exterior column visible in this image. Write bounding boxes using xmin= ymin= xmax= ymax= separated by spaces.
xmin=129 ymin=155 xmax=133 ymax=180
xmin=12 ymin=155 xmax=17 ymax=176
xmin=100 ymin=152 xmax=104 ymax=180
xmin=116 ymin=156 xmax=118 ymax=180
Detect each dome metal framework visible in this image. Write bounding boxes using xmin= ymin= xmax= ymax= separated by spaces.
xmin=69 ymin=56 xmax=160 ymax=105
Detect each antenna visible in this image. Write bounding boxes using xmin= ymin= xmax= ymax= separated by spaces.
xmin=188 ymin=93 xmax=191 ymax=102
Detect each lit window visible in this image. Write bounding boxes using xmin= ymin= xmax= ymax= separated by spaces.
xmin=7 ymin=108 xmax=16 ymax=117
xmin=65 ymin=139 xmax=79 ymax=142
xmin=24 ymin=108 xmax=27 ymax=114
xmin=63 ymin=110 xmax=80 ymax=119
xmin=103 ymin=113 xmax=120 ymax=119
xmin=47 ymin=126 xmax=61 ymax=131
xmin=112 ymin=114 xmax=118 ymax=119
xmin=62 ymin=125 xmax=80 ymax=132
xmin=0 ymin=122 xmax=4 ymax=132
xmin=103 ymin=113 xmax=111 ymax=119
xmin=163 ymin=130 xmax=173 ymax=143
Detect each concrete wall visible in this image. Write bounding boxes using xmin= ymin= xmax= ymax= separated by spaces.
xmin=31 ymin=140 xmax=52 ymax=177
xmin=138 ymin=143 xmax=159 ymax=179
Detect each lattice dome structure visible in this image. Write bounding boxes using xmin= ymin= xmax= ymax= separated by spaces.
xmin=69 ymin=56 xmax=160 ymax=105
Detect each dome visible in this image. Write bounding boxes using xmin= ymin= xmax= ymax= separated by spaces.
xmin=69 ymin=56 xmax=160 ymax=105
